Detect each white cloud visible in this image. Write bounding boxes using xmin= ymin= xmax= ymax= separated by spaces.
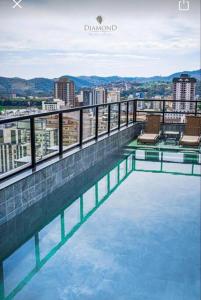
xmin=0 ymin=0 xmax=200 ymax=77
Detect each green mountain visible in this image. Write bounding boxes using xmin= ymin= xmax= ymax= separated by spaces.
xmin=0 ymin=69 xmax=200 ymax=97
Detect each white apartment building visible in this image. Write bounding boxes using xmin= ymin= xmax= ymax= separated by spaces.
xmin=167 ymin=74 xmax=197 ymax=123
xmin=42 ymin=99 xmax=65 ymax=111
xmin=0 ymin=126 xmax=31 ymax=174
xmin=79 ymin=89 xmax=93 ymax=106
xmin=173 ymin=74 xmax=196 ymax=112
xmin=0 ymin=119 xmax=59 ymax=174
xmin=107 ymin=89 xmax=120 ymax=103
xmin=0 ymin=143 xmax=30 ymax=174
xmin=92 ymin=87 xmax=107 ymax=105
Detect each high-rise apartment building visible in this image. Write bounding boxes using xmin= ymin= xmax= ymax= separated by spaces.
xmin=92 ymin=87 xmax=107 ymax=105
xmin=80 ymin=89 xmax=93 ymax=106
xmin=77 ymin=87 xmax=120 ymax=107
xmin=0 ymin=119 xmax=59 ymax=174
xmin=0 ymin=126 xmax=31 ymax=174
xmin=173 ymin=74 xmax=196 ymax=112
xmin=0 ymin=143 xmax=29 ymax=174
xmin=54 ymin=77 xmax=75 ymax=107
xmin=164 ymin=74 xmax=197 ymax=123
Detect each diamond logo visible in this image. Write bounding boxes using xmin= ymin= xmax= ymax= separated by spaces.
xmin=96 ymin=16 xmax=103 ymax=24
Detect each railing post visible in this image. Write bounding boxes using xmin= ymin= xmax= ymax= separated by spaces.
xmin=80 ymin=195 xmax=84 ymax=221
xmin=95 ymin=106 xmax=99 ymax=140
xmin=30 ymin=116 xmax=36 ymax=169
xmin=59 ymin=112 xmax=63 ymax=155
xmin=79 ymin=109 xmax=83 ymax=147
xmin=108 ymin=104 xmax=111 ymax=134
xmin=95 ymin=183 xmax=99 ymax=206
xmin=162 ymin=100 xmax=165 ymax=124
xmin=35 ymin=233 xmax=40 ymax=269
xmin=133 ymin=100 xmax=137 ymax=123
xmin=195 ymin=101 xmax=198 ymax=116
xmin=118 ymin=102 xmax=121 ymax=129
xmin=126 ymin=101 xmax=129 ymax=126
xmin=60 ymin=212 xmax=65 ymax=240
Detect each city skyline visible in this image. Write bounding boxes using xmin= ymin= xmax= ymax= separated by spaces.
xmin=0 ymin=0 xmax=200 ymax=79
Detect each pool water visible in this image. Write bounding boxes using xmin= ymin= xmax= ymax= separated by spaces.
xmin=0 ymin=150 xmax=200 ymax=300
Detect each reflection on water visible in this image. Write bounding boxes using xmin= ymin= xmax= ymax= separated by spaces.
xmin=3 ymin=238 xmax=35 ymax=298
xmin=0 ymin=149 xmax=200 ymax=300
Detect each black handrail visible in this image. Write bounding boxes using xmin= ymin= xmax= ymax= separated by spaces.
xmin=1 ymin=99 xmax=200 ymax=125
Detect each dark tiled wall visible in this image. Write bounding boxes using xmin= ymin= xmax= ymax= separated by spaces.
xmin=0 ymin=124 xmax=142 ymax=225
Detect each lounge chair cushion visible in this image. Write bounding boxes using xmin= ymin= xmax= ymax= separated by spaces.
xmin=138 ymin=133 xmax=159 ymax=144
xmin=180 ymin=135 xmax=200 ymax=146
xmin=184 ymin=116 xmax=201 ymax=136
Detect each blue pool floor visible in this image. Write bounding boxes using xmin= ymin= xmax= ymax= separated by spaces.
xmin=0 ymin=152 xmax=200 ymax=300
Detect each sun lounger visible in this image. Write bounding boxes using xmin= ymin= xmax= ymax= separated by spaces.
xmin=138 ymin=115 xmax=161 ymax=144
xmin=179 ymin=116 xmax=201 ymax=147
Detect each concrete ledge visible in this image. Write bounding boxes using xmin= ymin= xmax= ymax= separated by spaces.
xmin=0 ymin=123 xmax=142 ymax=225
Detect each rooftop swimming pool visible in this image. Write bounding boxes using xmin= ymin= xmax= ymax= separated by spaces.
xmin=0 ymin=148 xmax=200 ymax=300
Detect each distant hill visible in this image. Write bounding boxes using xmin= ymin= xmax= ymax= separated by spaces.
xmin=140 ymin=69 xmax=201 ymax=83
xmin=0 ymin=77 xmax=53 ymax=97
xmin=0 ymin=69 xmax=200 ymax=97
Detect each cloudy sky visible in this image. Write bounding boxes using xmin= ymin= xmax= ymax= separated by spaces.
xmin=0 ymin=0 xmax=200 ymax=78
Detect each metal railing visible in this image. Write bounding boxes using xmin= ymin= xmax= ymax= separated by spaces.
xmin=0 ymin=99 xmax=200 ymax=182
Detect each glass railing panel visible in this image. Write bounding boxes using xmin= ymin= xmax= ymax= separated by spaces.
xmin=98 ymin=105 xmax=108 ymax=135
xmin=136 ymin=112 xmax=162 ymax=122
xmin=164 ymin=100 xmax=195 ymax=123
xmin=167 ymin=100 xmax=196 ymax=113
xmin=196 ymin=101 xmax=201 ymax=114
xmin=63 ymin=111 xmax=79 ymax=150
xmin=120 ymin=102 xmax=127 ymax=126
xmin=136 ymin=100 xmax=163 ymax=112
xmin=83 ymin=108 xmax=96 ymax=141
xmin=164 ymin=112 xmax=195 ymax=124
xmin=34 ymin=115 xmax=59 ymax=162
xmin=0 ymin=119 xmax=31 ymax=178
xmin=164 ymin=100 xmax=174 ymax=113
xmin=128 ymin=101 xmax=134 ymax=123
xmin=136 ymin=112 xmax=147 ymax=122
xmin=110 ymin=103 xmax=118 ymax=130
xmin=136 ymin=100 xmax=163 ymax=121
